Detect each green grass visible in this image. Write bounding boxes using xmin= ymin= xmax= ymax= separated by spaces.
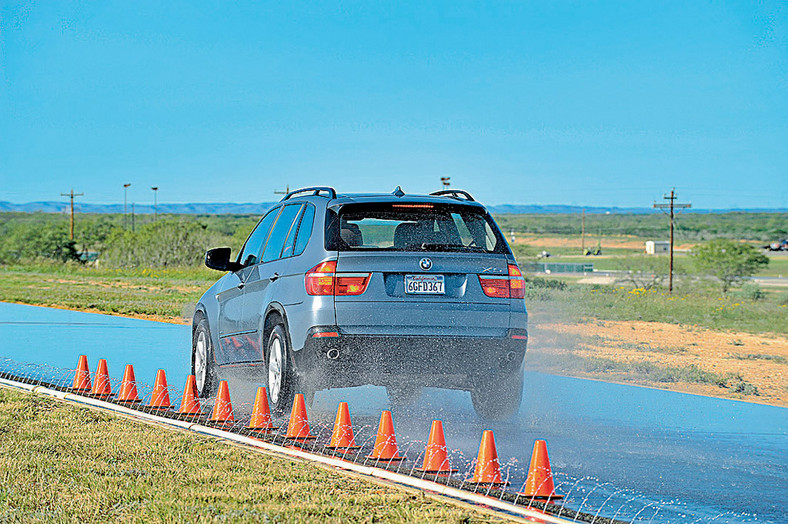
xmin=0 ymin=263 xmax=216 ymax=319
xmin=0 ymin=388 xmax=505 ymax=523
xmin=525 ymin=279 xmax=788 ymax=335
xmin=757 ymin=256 xmax=788 ymax=277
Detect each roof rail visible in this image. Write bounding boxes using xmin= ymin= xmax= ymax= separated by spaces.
xmin=280 ymin=186 xmax=337 ymax=202
xmin=429 ymin=189 xmax=475 ymax=201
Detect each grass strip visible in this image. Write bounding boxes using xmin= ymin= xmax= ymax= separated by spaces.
xmin=0 ymin=388 xmax=507 ymax=523
xmin=2 ymin=265 xmax=787 ymax=335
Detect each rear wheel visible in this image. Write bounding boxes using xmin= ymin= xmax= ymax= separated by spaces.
xmin=471 ymin=372 xmax=523 ymax=421
xmin=192 ymin=317 xmax=216 ymax=398
xmin=267 ymin=323 xmax=296 ymax=415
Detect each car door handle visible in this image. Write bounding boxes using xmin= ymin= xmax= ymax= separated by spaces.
xmin=269 ymin=272 xmax=280 ymax=282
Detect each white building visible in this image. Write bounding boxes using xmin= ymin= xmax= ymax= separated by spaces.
xmin=645 ymin=241 xmax=670 ymax=254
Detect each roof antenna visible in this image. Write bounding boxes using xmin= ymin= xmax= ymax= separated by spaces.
xmin=392 ymin=186 xmax=405 ymax=198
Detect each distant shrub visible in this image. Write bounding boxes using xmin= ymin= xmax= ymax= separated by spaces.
xmin=525 ymin=277 xmax=568 ymax=290
xmin=102 ymin=219 xmax=213 ymax=268
xmin=0 ymin=222 xmax=81 ymax=264
xmin=690 ymin=239 xmax=769 ymax=293
xmin=737 ymin=282 xmax=765 ymax=301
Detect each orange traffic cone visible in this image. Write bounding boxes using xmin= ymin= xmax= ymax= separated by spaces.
xmin=177 ymin=375 xmax=202 ymax=419
xmin=90 ymin=358 xmax=112 ymax=399
xmin=327 ymin=402 xmax=360 ymax=450
xmin=285 ymin=393 xmax=316 ymax=441
xmin=209 ymin=380 xmax=235 ymax=426
xmin=468 ymin=430 xmax=506 ymax=485
xmin=415 ymin=420 xmax=458 ymax=475
xmin=147 ymin=369 xmax=172 ymax=411
xmin=365 ymin=410 xmax=404 ymax=462
xmin=247 ymin=387 xmax=277 ymax=433
xmin=518 ymin=440 xmax=563 ymax=502
xmin=115 ymin=364 xmax=141 ymax=404
xmin=71 ymin=355 xmax=91 ymax=393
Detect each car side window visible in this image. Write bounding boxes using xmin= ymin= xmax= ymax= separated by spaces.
xmin=293 ymin=204 xmax=315 ymax=256
xmin=281 ymin=205 xmax=307 ymax=259
xmin=239 ymin=207 xmax=280 ymax=266
xmin=261 ymin=204 xmax=302 ymax=263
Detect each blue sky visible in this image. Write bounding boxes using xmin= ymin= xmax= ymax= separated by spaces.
xmin=1 ymin=1 xmax=786 ymax=208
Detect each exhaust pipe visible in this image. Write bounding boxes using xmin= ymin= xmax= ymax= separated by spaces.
xmin=326 ymin=349 xmax=340 ymax=360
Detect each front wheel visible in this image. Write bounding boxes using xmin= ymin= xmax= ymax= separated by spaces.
xmin=192 ymin=317 xmax=216 ymax=398
xmin=471 ymin=372 xmax=523 ymax=421
xmin=267 ymin=324 xmax=296 ymax=415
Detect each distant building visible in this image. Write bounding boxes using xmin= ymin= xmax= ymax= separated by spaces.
xmin=645 ymin=241 xmax=669 ymax=254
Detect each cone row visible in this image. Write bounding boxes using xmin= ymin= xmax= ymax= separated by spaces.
xmin=67 ymin=356 xmax=562 ymax=503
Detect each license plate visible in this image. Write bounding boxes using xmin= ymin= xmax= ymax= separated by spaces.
xmin=405 ymin=274 xmax=445 ymax=294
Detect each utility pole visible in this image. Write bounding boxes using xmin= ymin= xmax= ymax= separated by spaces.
xmin=653 ymin=188 xmax=691 ymax=294
xmin=60 ymin=189 xmax=84 ymax=240
xmin=581 ymin=208 xmax=586 ymax=255
xmin=440 ymin=176 xmax=451 ymax=189
xmin=274 ymin=185 xmax=290 ymax=197
xmin=151 ymin=187 xmax=159 ymax=221
xmin=131 ymin=203 xmax=136 ymax=232
xmin=123 ymin=183 xmax=131 ymax=229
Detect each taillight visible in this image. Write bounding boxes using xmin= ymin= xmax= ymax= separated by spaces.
xmin=478 ymin=264 xmax=525 ymax=299
xmin=305 ymin=261 xmax=371 ymax=296
xmin=479 ymin=275 xmax=509 ymax=298
xmin=508 ymin=264 xmax=525 ymax=299
xmin=306 ymin=261 xmax=336 ymax=295
xmin=335 ymin=273 xmax=370 ymax=296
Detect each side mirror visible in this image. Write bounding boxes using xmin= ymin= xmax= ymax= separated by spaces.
xmin=205 ymin=247 xmax=243 ymax=272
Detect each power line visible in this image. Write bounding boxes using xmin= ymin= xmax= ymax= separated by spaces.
xmin=653 ymin=188 xmax=691 ymax=294
xmin=60 ymin=189 xmax=84 ymax=240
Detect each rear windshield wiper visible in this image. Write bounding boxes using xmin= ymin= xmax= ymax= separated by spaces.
xmin=417 ymin=243 xmax=487 ymax=252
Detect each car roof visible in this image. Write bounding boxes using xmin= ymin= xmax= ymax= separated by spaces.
xmin=280 ymin=186 xmax=487 ymax=210
xmin=331 ymin=193 xmax=486 ymax=209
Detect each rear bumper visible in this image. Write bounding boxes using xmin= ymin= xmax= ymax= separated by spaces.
xmin=294 ymin=326 xmax=527 ymax=391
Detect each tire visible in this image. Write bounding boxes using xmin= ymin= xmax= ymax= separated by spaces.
xmin=192 ymin=317 xmax=217 ymax=398
xmin=386 ymin=385 xmax=423 ymax=406
xmin=266 ymin=323 xmax=296 ymax=415
xmin=471 ymin=372 xmax=523 ymax=421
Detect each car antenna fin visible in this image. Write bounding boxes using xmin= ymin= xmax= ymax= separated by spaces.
xmin=392 ymin=186 xmax=405 ymax=198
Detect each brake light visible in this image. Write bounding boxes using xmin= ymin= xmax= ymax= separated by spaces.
xmin=509 ymin=264 xmax=525 ymax=299
xmin=305 ymin=261 xmax=371 ymax=296
xmin=478 ymin=264 xmax=525 ymax=299
xmin=335 ymin=273 xmax=371 ymax=296
xmin=306 ymin=261 xmax=336 ymax=295
xmin=479 ymin=275 xmax=509 ymax=298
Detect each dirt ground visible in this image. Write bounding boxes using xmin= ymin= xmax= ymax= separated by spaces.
xmin=527 ymin=317 xmax=788 ymax=407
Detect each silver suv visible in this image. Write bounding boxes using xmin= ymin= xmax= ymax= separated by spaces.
xmin=193 ymin=186 xmax=528 ymax=420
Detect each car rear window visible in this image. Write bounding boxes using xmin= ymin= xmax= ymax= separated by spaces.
xmin=326 ymin=203 xmax=508 ymax=254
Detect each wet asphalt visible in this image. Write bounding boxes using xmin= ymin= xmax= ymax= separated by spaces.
xmin=1 ymin=302 xmax=785 ymax=523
